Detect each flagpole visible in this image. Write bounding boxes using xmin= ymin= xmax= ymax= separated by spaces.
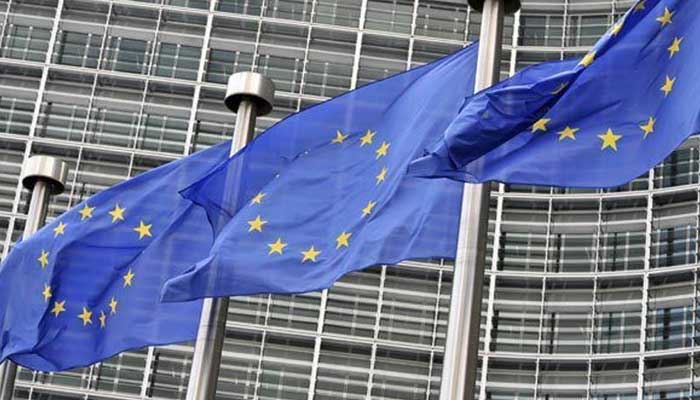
xmin=0 ymin=156 xmax=68 ymax=400
xmin=186 ymin=71 xmax=274 ymax=400
xmin=440 ymin=0 xmax=520 ymax=399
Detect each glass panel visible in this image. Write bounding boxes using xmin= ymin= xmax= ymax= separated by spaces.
xmin=54 ymin=30 xmax=102 ymax=68
xmin=314 ymin=340 xmax=371 ymax=400
xmin=314 ymin=0 xmax=363 ymax=27
xmin=303 ymin=28 xmax=355 ymax=98
xmin=646 ymin=273 xmax=694 ymax=351
xmin=415 ymin=0 xmax=468 ymax=41
xmin=2 ymin=24 xmax=51 ymax=62
xmin=264 ymin=0 xmax=313 ymax=22
xmin=153 ymin=42 xmax=201 ymax=81
xmin=365 ymin=0 xmax=414 ymax=34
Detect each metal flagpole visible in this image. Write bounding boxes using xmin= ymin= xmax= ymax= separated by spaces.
xmin=0 ymin=156 xmax=68 ymax=400
xmin=186 ymin=71 xmax=275 ymax=400
xmin=440 ymin=0 xmax=520 ymax=399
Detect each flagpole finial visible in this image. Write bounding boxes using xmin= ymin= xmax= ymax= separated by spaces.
xmin=468 ymin=0 xmax=521 ymax=14
xmin=21 ymin=155 xmax=68 ymax=195
xmin=225 ymin=72 xmax=275 ymax=117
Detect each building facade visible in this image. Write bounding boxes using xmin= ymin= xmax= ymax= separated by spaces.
xmin=0 ymin=0 xmax=697 ymax=398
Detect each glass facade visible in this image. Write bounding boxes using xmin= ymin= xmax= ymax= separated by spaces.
xmin=0 ymin=0 xmax=698 ymax=398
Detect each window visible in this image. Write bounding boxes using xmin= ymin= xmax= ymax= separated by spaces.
xmin=54 ymin=30 xmax=102 ymax=68
xmin=2 ymin=24 xmax=51 ymax=61
xmin=102 ymin=37 xmax=151 ymax=74
xmin=153 ymin=43 xmax=201 ymax=81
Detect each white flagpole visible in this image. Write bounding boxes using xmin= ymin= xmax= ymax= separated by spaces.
xmin=0 ymin=156 xmax=68 ymax=400
xmin=186 ymin=72 xmax=275 ymax=400
xmin=439 ymin=0 xmax=520 ymax=399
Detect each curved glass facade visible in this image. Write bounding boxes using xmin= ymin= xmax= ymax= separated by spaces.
xmin=0 ymin=0 xmax=697 ymax=399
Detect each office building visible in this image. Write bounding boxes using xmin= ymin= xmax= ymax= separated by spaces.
xmin=0 ymin=0 xmax=696 ymax=398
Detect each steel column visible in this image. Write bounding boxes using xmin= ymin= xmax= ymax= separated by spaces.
xmin=440 ymin=0 xmax=520 ymax=399
xmin=186 ymin=72 xmax=274 ymax=400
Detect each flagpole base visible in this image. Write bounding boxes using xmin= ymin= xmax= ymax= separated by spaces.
xmin=468 ymin=0 xmax=521 ymax=14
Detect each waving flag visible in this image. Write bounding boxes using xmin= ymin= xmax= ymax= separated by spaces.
xmin=0 ymin=143 xmax=229 ymax=371
xmin=409 ymin=0 xmax=700 ymax=188
xmin=161 ymin=44 xmax=479 ymax=301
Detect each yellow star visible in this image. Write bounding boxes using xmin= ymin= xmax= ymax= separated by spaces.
xmin=99 ymin=311 xmax=107 ymax=328
xmin=551 ymin=82 xmax=569 ymax=95
xmin=109 ymin=297 xmax=118 ymax=315
xmin=251 ymin=192 xmax=266 ymax=205
xmin=668 ymin=37 xmax=682 ymax=58
xmin=660 ymin=76 xmax=676 ymax=97
xmin=79 ymin=203 xmax=94 ymax=220
xmin=360 ymin=130 xmax=376 ymax=146
xmin=123 ymin=269 xmax=135 ymax=287
xmin=375 ymin=142 xmax=390 ymax=159
xmin=578 ymin=51 xmax=596 ymax=68
xmin=51 ymin=300 xmax=66 ymax=317
xmin=108 ymin=204 xmax=126 ymax=223
xmin=77 ymin=307 xmax=92 ymax=326
xmin=531 ymin=118 xmax=551 ymax=133
xmin=376 ymin=167 xmax=388 ymax=185
xmin=640 ymin=117 xmax=656 ymax=138
xmin=336 ymin=232 xmax=352 ymax=249
xmin=37 ymin=250 xmax=49 ymax=269
xmin=247 ymin=215 xmax=267 ymax=232
xmin=42 ymin=284 xmax=52 ymax=302
xmin=133 ymin=220 xmax=152 ymax=239
xmin=53 ymin=221 xmax=67 ymax=237
xmin=362 ymin=200 xmax=376 ymax=217
xmin=634 ymin=0 xmax=645 ymax=11
xmin=332 ymin=130 xmax=349 ymax=144
xmin=598 ymin=128 xmax=622 ymax=151
xmin=268 ymin=238 xmax=287 ymax=255
xmin=558 ymin=126 xmax=579 ymax=141
xmin=610 ymin=19 xmax=624 ymax=36
xmin=656 ymin=7 xmax=673 ymax=27
xmin=301 ymin=246 xmax=321 ymax=263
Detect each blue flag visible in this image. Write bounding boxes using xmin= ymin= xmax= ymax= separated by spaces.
xmin=409 ymin=0 xmax=700 ymax=188
xmin=160 ymin=44 xmax=479 ymax=301
xmin=0 ymin=143 xmax=229 ymax=371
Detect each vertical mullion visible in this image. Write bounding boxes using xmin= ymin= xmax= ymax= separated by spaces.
xmin=183 ymin=0 xmax=216 ymax=155
xmin=306 ymin=288 xmax=327 ymax=400
xmin=139 ymin=346 xmax=156 ymax=398
xmin=426 ymin=266 xmax=444 ymax=400
xmin=132 ymin=5 xmax=163 ymax=152
xmin=250 ymin=0 xmax=266 ymax=70
xmin=0 ymin=0 xmax=14 ymax=49
xmin=296 ymin=0 xmax=316 ymax=109
xmin=479 ymin=188 xmax=504 ymax=399
xmin=637 ymin=169 xmax=655 ymax=400
xmin=365 ymin=265 xmax=387 ymax=400
xmin=252 ymin=294 xmax=274 ymax=399
xmin=405 ymin=0 xmax=418 ymax=69
xmin=350 ymin=0 xmax=367 ymax=90
xmin=509 ymin=9 xmax=519 ymax=77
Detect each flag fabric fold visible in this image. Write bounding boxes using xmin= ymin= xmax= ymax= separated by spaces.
xmin=160 ymin=44 xmax=479 ymax=301
xmin=408 ymin=0 xmax=700 ymax=188
xmin=0 ymin=143 xmax=230 ymax=371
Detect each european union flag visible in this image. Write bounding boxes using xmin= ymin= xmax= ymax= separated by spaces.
xmin=161 ymin=44 xmax=479 ymax=301
xmin=409 ymin=0 xmax=700 ymax=188
xmin=0 ymin=143 xmax=229 ymax=371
